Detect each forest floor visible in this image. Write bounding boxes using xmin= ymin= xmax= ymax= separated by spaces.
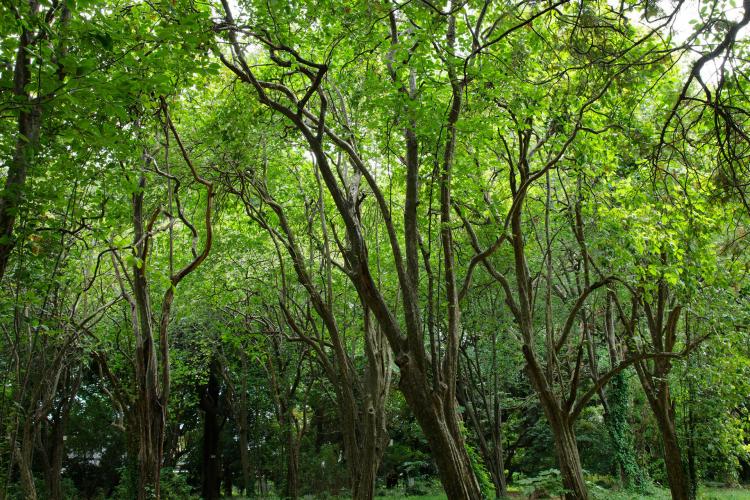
xmin=370 ymin=485 xmax=750 ymax=499
xmin=589 ymin=486 xmax=750 ymax=499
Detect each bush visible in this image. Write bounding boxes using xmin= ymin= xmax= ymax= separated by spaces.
xmin=516 ymin=469 xmax=567 ymax=498
xmin=112 ymin=466 xmax=196 ymax=499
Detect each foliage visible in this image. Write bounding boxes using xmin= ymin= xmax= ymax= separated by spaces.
xmin=2 ymin=0 xmax=750 ymax=498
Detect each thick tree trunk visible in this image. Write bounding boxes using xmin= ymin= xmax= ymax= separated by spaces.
xmin=399 ymin=364 xmax=482 ymax=499
xmin=549 ymin=418 xmax=588 ymax=500
xmin=348 ymin=393 xmax=388 ymax=500
xmin=350 ymin=315 xmax=391 ymax=500
xmin=525 ymin=350 xmax=588 ymax=500
xmin=123 ymin=412 xmax=140 ymax=497
xmin=533 ymin=375 xmax=588 ymax=500
xmin=653 ymin=403 xmax=689 ymax=500
xmin=349 ymin=401 xmax=389 ymax=500
xmin=136 ymin=400 xmax=163 ymax=500
xmin=352 ymin=459 xmax=379 ymax=500
xmin=0 ymin=5 xmax=42 ymax=281
xmin=43 ymin=415 xmax=66 ymax=500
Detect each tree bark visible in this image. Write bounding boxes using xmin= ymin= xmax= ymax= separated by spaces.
xmin=131 ymin=175 xmax=164 ymax=500
xmin=15 ymin=420 xmax=37 ymax=500
xmin=285 ymin=427 xmax=300 ymax=499
xmin=630 ymin=285 xmax=689 ymax=500
xmin=399 ymin=362 xmax=482 ymax=499
xmin=524 ymin=350 xmax=588 ymax=500
xmin=200 ymin=360 xmax=222 ymax=500
xmin=350 ymin=314 xmax=391 ymax=500
xmin=651 ymin=398 xmax=689 ymax=500
xmin=0 ymin=0 xmax=42 ymax=281
xmin=40 ymin=368 xmax=81 ymax=500
xmin=237 ymin=350 xmax=253 ymax=496
xmin=550 ymin=419 xmax=588 ymax=500
xmin=216 ymin=5 xmax=482 ymax=496
xmin=223 ymin=459 xmax=233 ymax=498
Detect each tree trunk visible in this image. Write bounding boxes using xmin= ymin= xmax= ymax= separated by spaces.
xmin=602 ymin=294 xmax=644 ymax=489
xmin=460 ymin=387 xmax=507 ymax=498
xmin=399 ymin=363 xmax=482 ymax=499
xmin=633 ymin=295 xmax=689 ymax=500
xmin=223 ymin=459 xmax=233 ymax=497
xmin=525 ymin=350 xmax=588 ymax=500
xmin=349 ymin=314 xmax=391 ymax=500
xmin=605 ymin=372 xmax=644 ymax=489
xmin=136 ymin=400 xmax=163 ymax=500
xmin=549 ymin=418 xmax=588 ymax=500
xmin=653 ymin=403 xmax=689 ymax=500
xmin=41 ymin=367 xmax=81 ymax=500
xmin=349 ymin=387 xmax=388 ymax=500
xmin=531 ymin=373 xmax=588 ymax=500
xmin=460 ymin=376 xmax=508 ymax=498
xmin=491 ymin=438 xmax=508 ymax=498
xmin=285 ymin=428 xmax=299 ymax=499
xmin=238 ymin=352 xmax=253 ymax=495
xmin=0 ymin=4 xmax=42 ymax=281
xmin=15 ymin=420 xmax=37 ymax=500
xmin=131 ymin=174 xmax=164 ymax=500
xmin=43 ymin=414 xmax=66 ymax=500
xmin=201 ymin=362 xmax=221 ymax=500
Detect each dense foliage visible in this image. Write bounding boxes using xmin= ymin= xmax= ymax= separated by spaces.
xmin=2 ymin=0 xmax=750 ymax=499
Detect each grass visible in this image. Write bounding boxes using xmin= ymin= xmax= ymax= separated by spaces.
xmin=371 ymin=485 xmax=750 ymax=499
xmin=231 ymin=484 xmax=750 ymax=499
xmin=584 ymin=486 xmax=749 ymax=500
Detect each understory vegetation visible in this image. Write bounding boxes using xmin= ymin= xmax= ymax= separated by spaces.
xmin=3 ymin=0 xmax=750 ymax=499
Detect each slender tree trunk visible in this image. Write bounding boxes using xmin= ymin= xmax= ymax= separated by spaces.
xmin=132 ymin=176 xmax=164 ymax=500
xmin=684 ymin=311 xmax=698 ymax=500
xmin=459 ymin=380 xmax=507 ymax=498
xmin=15 ymin=420 xmax=37 ymax=500
xmin=601 ymin=294 xmax=644 ymax=489
xmin=653 ymin=401 xmax=689 ymax=500
xmin=43 ymin=367 xmax=82 ymax=500
xmin=201 ymin=362 xmax=221 ymax=500
xmin=633 ymin=294 xmax=689 ymax=500
xmin=285 ymin=427 xmax=299 ymax=499
xmin=491 ymin=437 xmax=507 ymax=498
xmin=238 ymin=351 xmax=253 ymax=495
xmin=605 ymin=372 xmax=644 ymax=489
xmin=223 ymin=460 xmax=232 ymax=498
